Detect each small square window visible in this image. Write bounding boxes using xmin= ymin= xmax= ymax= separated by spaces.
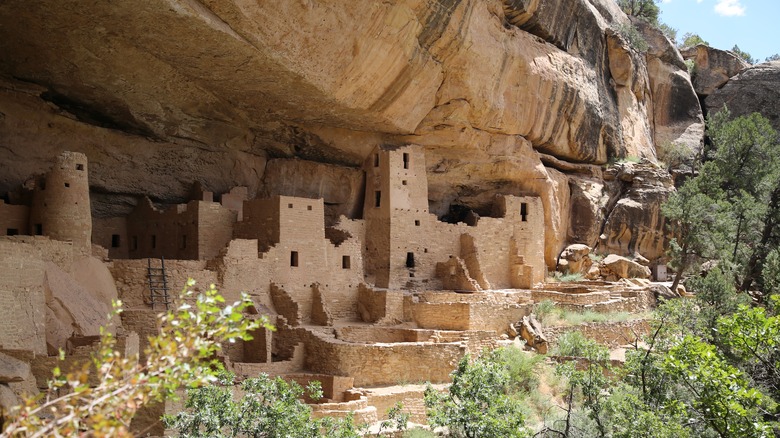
xmin=288 ymin=203 xmax=293 ymax=208
xmin=64 ymin=183 xmax=70 ymax=188
xmin=402 ymin=180 xmax=407 ymax=185
xmin=414 ymin=220 xmax=420 ymax=226
xmin=76 ymin=164 xmax=84 ymax=171
xmin=307 ymin=205 xmax=312 ymax=211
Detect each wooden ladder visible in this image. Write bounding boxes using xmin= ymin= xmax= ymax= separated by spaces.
xmin=147 ymin=257 xmax=171 ymax=311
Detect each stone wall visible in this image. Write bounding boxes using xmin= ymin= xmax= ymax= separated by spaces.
xmin=0 ymin=201 xmax=29 ymax=236
xmin=0 ymin=238 xmax=46 ymax=355
xmin=544 ymin=319 xmax=652 ymax=348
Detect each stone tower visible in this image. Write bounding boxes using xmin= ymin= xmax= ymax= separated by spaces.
xmin=362 ymin=144 xmax=428 ymax=288
xmin=29 ymin=152 xmax=92 ymax=252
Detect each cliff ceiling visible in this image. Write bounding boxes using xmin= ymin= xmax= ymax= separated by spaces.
xmin=0 ymin=0 xmax=707 ymax=266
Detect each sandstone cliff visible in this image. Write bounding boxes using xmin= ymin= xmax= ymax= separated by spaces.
xmin=0 ymin=0 xmax=705 ymax=266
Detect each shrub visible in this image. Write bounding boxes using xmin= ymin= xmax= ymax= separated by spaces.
xmin=533 ymin=299 xmax=558 ymax=324
xmin=615 ymin=23 xmax=649 ymax=53
xmin=553 ymin=331 xmax=600 ymax=357
xmin=2 ymin=280 xmax=266 ymax=436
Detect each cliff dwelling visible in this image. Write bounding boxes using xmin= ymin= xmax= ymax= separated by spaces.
xmin=5 ymin=0 xmax=775 ymax=434
xmin=0 ymin=146 xmax=661 ymax=433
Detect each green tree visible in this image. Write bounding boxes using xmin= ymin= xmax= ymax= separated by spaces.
xmin=662 ymin=336 xmax=774 ymax=437
xmin=680 ymin=32 xmax=708 ymax=49
xmin=661 ymin=177 xmax=731 ymax=291
xmin=658 ymin=23 xmax=678 ymax=45
xmin=164 ymin=372 xmax=361 ymax=438
xmin=766 ymin=54 xmax=780 ymax=63
xmin=424 ymin=352 xmax=530 ymax=438
xmin=617 ymin=0 xmax=661 ymax=24
xmin=732 ymin=44 xmax=757 ymax=64
xmin=2 ymin=281 xmax=267 ymax=437
xmin=662 ymin=109 xmax=780 ymax=296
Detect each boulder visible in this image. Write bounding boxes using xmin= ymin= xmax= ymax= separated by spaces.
xmin=558 ymin=244 xmax=593 ymax=275
xmin=0 ymin=352 xmax=29 ymax=384
xmin=681 ymin=44 xmax=750 ymax=96
xmin=516 ymin=314 xmax=548 ymax=354
xmin=44 ymin=261 xmax=116 ymax=353
xmin=601 ymin=254 xmax=651 ymax=279
xmin=706 ymin=61 xmax=780 ymax=132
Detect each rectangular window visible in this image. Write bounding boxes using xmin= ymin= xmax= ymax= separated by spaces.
xmin=6 ymin=228 xmax=18 ymax=236
xmin=291 ymin=251 xmax=299 ymax=267
xmin=414 ymin=220 xmax=420 ymax=226
xmin=307 ymin=205 xmax=312 ymax=211
xmin=288 ymin=203 xmax=293 ymax=209
xmin=76 ymin=164 xmax=84 ymax=171
xmin=520 ymin=203 xmax=528 ymax=222
xmin=111 ymin=234 xmax=120 ymax=248
xmin=34 ymin=224 xmax=43 ymax=235
xmin=374 ymin=154 xmax=379 ymax=167
xmin=403 ymin=152 xmax=409 ymax=169
xmin=64 ymin=183 xmax=70 ymax=188
xmin=402 ymin=180 xmax=407 ymax=185
xmin=375 ymin=191 xmax=381 ymax=208
xmin=342 ymin=255 xmax=351 ymax=269
xmin=151 ymin=235 xmax=157 ymax=249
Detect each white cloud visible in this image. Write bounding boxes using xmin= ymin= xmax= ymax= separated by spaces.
xmin=715 ymin=0 xmax=746 ymax=16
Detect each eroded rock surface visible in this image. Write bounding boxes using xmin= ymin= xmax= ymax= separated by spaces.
xmin=707 ymin=61 xmax=780 ymax=131
xmin=681 ymin=44 xmax=750 ymax=96
xmin=0 ymin=0 xmax=702 ymax=267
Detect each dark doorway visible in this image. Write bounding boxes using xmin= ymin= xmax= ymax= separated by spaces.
xmin=6 ymin=228 xmax=18 ymax=236
xmin=520 ymin=203 xmax=528 ymax=222
xmin=291 ymin=251 xmax=299 ymax=267
xmin=406 ymin=252 xmax=415 ymax=268
xmin=111 ymin=234 xmax=121 ymax=248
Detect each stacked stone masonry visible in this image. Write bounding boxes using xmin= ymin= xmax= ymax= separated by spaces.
xmin=0 ymin=148 xmax=661 ymax=432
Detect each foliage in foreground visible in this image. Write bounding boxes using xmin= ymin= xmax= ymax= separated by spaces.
xmin=2 ymin=281 xmax=266 ymax=437
xmin=662 ymin=109 xmax=780 ymax=296
xmin=424 ymin=351 xmax=532 ymax=438
xmin=164 ymin=371 xmax=362 ymax=438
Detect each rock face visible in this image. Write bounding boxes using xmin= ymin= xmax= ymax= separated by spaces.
xmin=598 ymin=162 xmax=674 ymax=262
xmin=707 ymin=61 xmax=780 ymax=131
xmin=637 ymin=22 xmax=704 ymax=152
xmin=681 ymin=44 xmax=750 ymax=96
xmin=0 ymin=0 xmax=704 ymax=268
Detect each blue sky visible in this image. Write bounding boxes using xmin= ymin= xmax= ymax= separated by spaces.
xmin=658 ymin=0 xmax=780 ymax=61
